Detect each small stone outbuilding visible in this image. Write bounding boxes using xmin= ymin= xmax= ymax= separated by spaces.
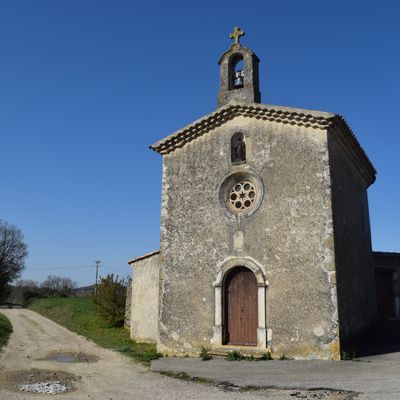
xmin=127 ymin=28 xmax=397 ymax=359
xmin=373 ymin=252 xmax=400 ymax=320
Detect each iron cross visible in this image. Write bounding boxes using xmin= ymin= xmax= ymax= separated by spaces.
xmin=230 ymin=26 xmax=245 ymax=44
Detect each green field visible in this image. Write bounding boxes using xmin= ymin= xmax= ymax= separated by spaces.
xmin=0 ymin=312 xmax=12 ymax=351
xmin=28 ymin=297 xmax=160 ymax=364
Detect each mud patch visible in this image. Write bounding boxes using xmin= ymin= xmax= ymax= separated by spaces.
xmin=41 ymin=351 xmax=99 ymax=363
xmin=159 ymin=371 xmax=358 ymax=400
xmin=287 ymin=389 xmax=357 ymax=399
xmin=0 ymin=368 xmax=80 ymax=393
xmin=221 ymin=383 xmax=358 ymax=399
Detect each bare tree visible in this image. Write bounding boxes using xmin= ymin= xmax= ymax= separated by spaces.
xmin=16 ymin=279 xmax=38 ymax=291
xmin=0 ymin=220 xmax=28 ymax=302
xmin=41 ymin=275 xmax=77 ymax=297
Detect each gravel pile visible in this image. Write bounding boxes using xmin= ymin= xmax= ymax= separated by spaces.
xmin=18 ymin=381 xmax=69 ymax=394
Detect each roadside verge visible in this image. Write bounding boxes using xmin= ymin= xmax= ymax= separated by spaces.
xmin=27 ymin=297 xmax=160 ymax=364
xmin=0 ymin=312 xmax=12 ymax=351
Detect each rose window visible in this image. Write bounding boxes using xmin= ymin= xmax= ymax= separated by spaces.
xmin=228 ymin=181 xmax=257 ymax=212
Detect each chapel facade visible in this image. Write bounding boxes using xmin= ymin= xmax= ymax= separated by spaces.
xmin=126 ymin=28 xmax=394 ymax=360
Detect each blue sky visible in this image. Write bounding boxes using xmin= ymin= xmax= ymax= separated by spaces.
xmin=1 ymin=1 xmax=399 ymax=286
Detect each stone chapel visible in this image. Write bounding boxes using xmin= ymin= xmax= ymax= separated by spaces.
xmin=126 ymin=28 xmax=399 ymax=360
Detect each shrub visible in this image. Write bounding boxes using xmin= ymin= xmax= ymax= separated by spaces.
xmin=225 ymin=350 xmax=243 ymax=361
xmin=260 ymin=351 xmax=272 ymax=360
xmin=92 ymin=274 xmax=128 ymax=327
xmin=199 ymin=346 xmax=212 ymax=361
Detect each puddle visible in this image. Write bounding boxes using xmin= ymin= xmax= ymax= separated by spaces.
xmin=51 ymin=354 xmax=78 ymax=363
xmin=42 ymin=352 xmax=98 ymax=363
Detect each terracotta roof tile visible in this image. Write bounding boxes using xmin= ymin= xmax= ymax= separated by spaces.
xmin=150 ymin=101 xmax=376 ymax=186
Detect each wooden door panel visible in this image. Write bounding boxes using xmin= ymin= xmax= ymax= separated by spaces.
xmin=225 ymin=267 xmax=257 ymax=346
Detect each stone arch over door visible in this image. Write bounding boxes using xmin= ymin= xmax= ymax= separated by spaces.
xmin=211 ymin=257 xmax=268 ymax=348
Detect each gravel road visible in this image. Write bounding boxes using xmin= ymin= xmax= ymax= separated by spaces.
xmin=0 ymin=309 xmax=309 ymax=400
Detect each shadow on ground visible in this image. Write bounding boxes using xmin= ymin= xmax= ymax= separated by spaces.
xmin=354 ymin=319 xmax=400 ymax=358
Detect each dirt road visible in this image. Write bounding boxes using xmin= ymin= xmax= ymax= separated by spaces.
xmin=0 ymin=309 xmax=309 ymax=400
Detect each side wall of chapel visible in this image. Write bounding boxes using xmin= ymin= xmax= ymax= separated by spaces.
xmin=327 ymin=132 xmax=377 ymax=347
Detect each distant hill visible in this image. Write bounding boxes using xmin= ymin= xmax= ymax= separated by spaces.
xmin=73 ymin=284 xmax=95 ymax=297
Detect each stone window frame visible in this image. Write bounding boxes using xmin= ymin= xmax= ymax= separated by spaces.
xmin=211 ymin=256 xmax=270 ymax=349
xmin=218 ymin=170 xmax=264 ymax=220
xmin=228 ymin=180 xmax=257 ymax=212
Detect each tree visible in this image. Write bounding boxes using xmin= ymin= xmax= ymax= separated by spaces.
xmin=0 ymin=220 xmax=28 ymax=302
xmin=93 ymin=274 xmax=128 ymax=326
xmin=41 ymin=275 xmax=77 ymax=297
xmin=16 ymin=279 xmax=39 ymax=291
xmin=15 ymin=279 xmax=41 ymax=302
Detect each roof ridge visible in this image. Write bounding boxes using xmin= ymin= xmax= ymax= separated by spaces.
xmin=149 ymin=102 xmax=376 ymax=186
xmin=150 ymin=102 xmax=333 ymax=154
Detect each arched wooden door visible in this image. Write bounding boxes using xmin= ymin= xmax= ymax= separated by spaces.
xmin=223 ymin=267 xmax=257 ymax=346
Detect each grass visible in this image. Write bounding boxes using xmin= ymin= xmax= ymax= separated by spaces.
xmin=0 ymin=312 xmax=12 ymax=351
xmin=225 ymin=350 xmax=274 ymax=361
xmin=341 ymin=349 xmax=357 ymax=361
xmin=225 ymin=350 xmax=244 ymax=361
xmin=27 ymin=297 xmax=161 ymax=364
xmin=159 ymin=371 xmax=214 ymax=385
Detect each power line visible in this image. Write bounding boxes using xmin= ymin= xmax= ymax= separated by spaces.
xmin=28 ymin=265 xmax=129 ymax=274
xmin=102 ymin=266 xmax=129 ymax=274
xmin=28 ymin=265 xmax=93 ymax=271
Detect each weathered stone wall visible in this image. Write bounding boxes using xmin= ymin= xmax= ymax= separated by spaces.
xmin=328 ymin=131 xmax=376 ymax=347
xmin=124 ymin=281 xmax=132 ymax=328
xmin=130 ymin=254 xmax=160 ymax=343
xmin=159 ymin=115 xmax=339 ymax=359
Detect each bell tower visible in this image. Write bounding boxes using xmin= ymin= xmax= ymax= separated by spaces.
xmin=217 ymin=27 xmax=261 ymax=108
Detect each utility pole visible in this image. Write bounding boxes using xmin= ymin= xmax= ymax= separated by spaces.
xmin=95 ymin=260 xmax=101 ymax=295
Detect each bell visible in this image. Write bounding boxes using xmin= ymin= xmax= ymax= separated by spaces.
xmin=233 ymin=70 xmax=244 ymax=87
xmin=234 ymin=77 xmax=243 ymax=87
